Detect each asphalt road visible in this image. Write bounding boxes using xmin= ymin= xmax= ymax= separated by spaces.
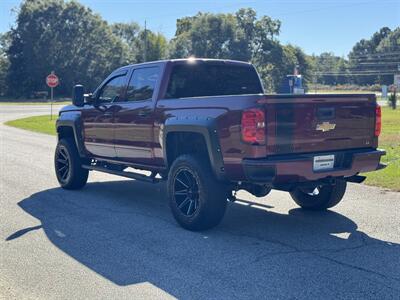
xmin=1 ymin=105 xmax=399 ymax=299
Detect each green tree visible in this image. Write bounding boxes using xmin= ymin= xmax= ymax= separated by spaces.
xmin=170 ymin=13 xmax=237 ymax=59
xmin=169 ymin=33 xmax=192 ymax=58
xmin=377 ymin=27 xmax=400 ymax=51
xmin=111 ymin=22 xmax=168 ymax=63
xmin=376 ymin=27 xmax=400 ymax=85
xmin=134 ymin=29 xmax=168 ymax=63
xmin=348 ymin=27 xmax=395 ymax=85
xmin=6 ymin=0 xmax=128 ymax=97
xmin=310 ymin=52 xmax=349 ymax=85
xmin=169 ymin=8 xmax=291 ymax=92
xmin=0 ymin=33 xmax=10 ymax=96
xmin=286 ymin=45 xmax=313 ymax=87
xmin=111 ymin=22 xmax=141 ymax=63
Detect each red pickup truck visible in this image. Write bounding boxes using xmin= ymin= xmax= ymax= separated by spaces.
xmin=55 ymin=58 xmax=385 ymax=231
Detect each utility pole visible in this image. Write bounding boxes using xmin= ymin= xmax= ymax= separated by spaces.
xmin=144 ymin=20 xmax=147 ymax=62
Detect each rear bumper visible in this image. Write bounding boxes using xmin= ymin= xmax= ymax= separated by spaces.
xmin=242 ymin=148 xmax=386 ymax=184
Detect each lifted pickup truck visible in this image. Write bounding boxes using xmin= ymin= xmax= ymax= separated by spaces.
xmin=55 ymin=58 xmax=385 ymax=231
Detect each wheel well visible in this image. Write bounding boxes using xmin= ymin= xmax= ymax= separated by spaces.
xmin=57 ymin=126 xmax=75 ymax=140
xmin=166 ymin=132 xmax=210 ymax=167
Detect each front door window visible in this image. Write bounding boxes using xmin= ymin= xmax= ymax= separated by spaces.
xmin=98 ymin=75 xmax=125 ymax=103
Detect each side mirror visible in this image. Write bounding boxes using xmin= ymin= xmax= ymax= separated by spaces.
xmin=72 ymin=84 xmax=84 ymax=107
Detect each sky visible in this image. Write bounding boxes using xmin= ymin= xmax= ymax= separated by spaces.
xmin=1 ymin=0 xmax=399 ymax=56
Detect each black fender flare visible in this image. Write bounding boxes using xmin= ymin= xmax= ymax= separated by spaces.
xmin=162 ymin=117 xmax=226 ymax=181
xmin=56 ymin=111 xmax=86 ymax=158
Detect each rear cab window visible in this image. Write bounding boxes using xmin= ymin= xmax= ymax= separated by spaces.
xmin=165 ymin=62 xmax=263 ymax=99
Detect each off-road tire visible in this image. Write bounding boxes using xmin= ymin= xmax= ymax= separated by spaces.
xmin=167 ymin=154 xmax=227 ymax=231
xmin=54 ymin=138 xmax=88 ymax=190
xmin=290 ymin=179 xmax=347 ymax=211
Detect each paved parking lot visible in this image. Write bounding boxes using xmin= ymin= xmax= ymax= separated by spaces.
xmin=1 ymin=105 xmax=399 ymax=299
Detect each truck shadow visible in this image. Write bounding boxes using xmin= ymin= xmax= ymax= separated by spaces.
xmin=12 ymin=180 xmax=400 ymax=298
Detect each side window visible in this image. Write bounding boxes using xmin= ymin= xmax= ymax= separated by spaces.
xmin=126 ymin=67 xmax=159 ymax=101
xmin=98 ymin=75 xmax=125 ymax=103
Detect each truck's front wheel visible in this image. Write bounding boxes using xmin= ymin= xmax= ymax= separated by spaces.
xmin=290 ymin=179 xmax=347 ymax=210
xmin=167 ymin=155 xmax=227 ymax=231
xmin=54 ymin=138 xmax=88 ymax=190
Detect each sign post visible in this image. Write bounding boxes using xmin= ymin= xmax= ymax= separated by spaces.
xmin=46 ymin=71 xmax=59 ymax=120
xmin=382 ymin=85 xmax=388 ymax=99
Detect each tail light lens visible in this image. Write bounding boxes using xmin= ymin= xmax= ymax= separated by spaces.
xmin=241 ymin=108 xmax=266 ymax=144
xmin=375 ymin=104 xmax=381 ymax=137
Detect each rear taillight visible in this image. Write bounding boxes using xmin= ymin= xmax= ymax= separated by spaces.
xmin=375 ymin=104 xmax=381 ymax=137
xmin=241 ymin=108 xmax=266 ymax=144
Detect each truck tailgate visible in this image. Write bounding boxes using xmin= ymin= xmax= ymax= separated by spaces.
xmin=259 ymin=94 xmax=377 ymax=155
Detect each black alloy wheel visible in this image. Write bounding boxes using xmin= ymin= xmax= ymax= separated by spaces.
xmin=173 ymin=168 xmax=200 ymax=217
xmin=54 ymin=138 xmax=88 ymax=190
xmin=167 ymin=154 xmax=228 ymax=231
xmin=56 ymin=146 xmax=71 ymax=184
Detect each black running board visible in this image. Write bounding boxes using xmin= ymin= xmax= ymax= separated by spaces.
xmin=82 ymin=164 xmax=161 ymax=183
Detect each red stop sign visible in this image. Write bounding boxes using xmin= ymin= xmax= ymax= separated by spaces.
xmin=46 ymin=73 xmax=59 ymax=88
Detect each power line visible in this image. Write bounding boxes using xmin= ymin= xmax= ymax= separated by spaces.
xmin=349 ymin=59 xmax=400 ymax=64
xmin=350 ymin=50 xmax=400 ymax=55
xmin=315 ymin=68 xmax=398 ymax=73
xmin=313 ymin=64 xmax=399 ymax=69
xmin=349 ymin=52 xmax=400 ymax=59
xmin=357 ymin=62 xmax=400 ymax=65
xmin=271 ymin=0 xmax=380 ymax=17
xmin=314 ymin=72 xmax=396 ymax=76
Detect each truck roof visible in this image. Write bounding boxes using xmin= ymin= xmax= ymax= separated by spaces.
xmin=116 ymin=58 xmax=252 ymax=72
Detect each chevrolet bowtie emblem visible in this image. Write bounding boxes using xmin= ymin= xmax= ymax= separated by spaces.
xmin=316 ymin=122 xmax=336 ymax=132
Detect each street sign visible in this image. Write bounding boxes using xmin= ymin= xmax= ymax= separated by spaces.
xmin=46 ymin=73 xmax=59 ymax=88
xmin=46 ymin=72 xmax=58 ymax=120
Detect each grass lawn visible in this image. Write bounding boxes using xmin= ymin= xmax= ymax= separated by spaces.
xmin=308 ymin=89 xmax=391 ymax=103
xmin=5 ymin=115 xmax=57 ymax=136
xmin=4 ymin=108 xmax=400 ymax=191
xmin=0 ymin=96 xmax=71 ymax=105
xmin=0 ymin=101 xmax=70 ymax=105
xmin=363 ymin=107 xmax=400 ymax=191
xmin=309 ymin=89 xmax=379 ymax=94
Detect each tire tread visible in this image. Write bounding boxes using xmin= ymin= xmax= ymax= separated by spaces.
xmin=167 ymin=154 xmax=227 ymax=231
xmin=55 ymin=138 xmax=88 ymax=190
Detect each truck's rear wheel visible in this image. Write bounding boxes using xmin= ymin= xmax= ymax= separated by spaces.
xmin=54 ymin=138 xmax=88 ymax=190
xmin=167 ymin=155 xmax=227 ymax=231
xmin=290 ymin=179 xmax=347 ymax=210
